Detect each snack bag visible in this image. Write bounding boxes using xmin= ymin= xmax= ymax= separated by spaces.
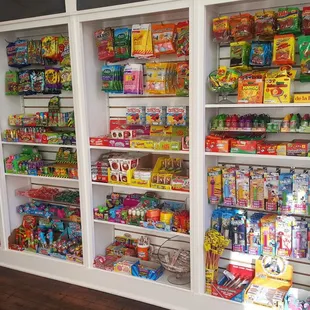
xmin=114 ymin=28 xmax=131 ymax=60
xmin=5 ymin=71 xmax=19 ymax=95
xmin=272 ymin=34 xmax=295 ymax=65
xmin=254 ymin=11 xmax=276 ymax=39
xmin=230 ymin=13 xmax=254 ymax=41
xmin=176 ymin=62 xmax=189 ymax=97
xmin=58 ymin=36 xmax=70 ymax=66
xmin=15 ymin=40 xmax=29 ymax=67
xmin=44 ymin=67 xmax=61 ymax=94
xmin=249 ymin=41 xmax=272 ymax=67
xmin=298 ymin=36 xmax=310 ymax=83
xmin=230 ymin=41 xmax=251 ymax=70
xmin=145 ymin=63 xmax=167 ymax=95
xmin=237 ymin=75 xmax=264 ymax=104
xmin=123 ymin=64 xmax=143 ymax=95
xmin=302 ymin=7 xmax=310 ymax=35
xmin=61 ymin=66 xmax=72 ymax=91
xmin=176 ymin=21 xmax=189 ymax=57
xmin=131 ymin=24 xmax=153 ymax=59
xmin=41 ymin=36 xmax=59 ymax=59
xmin=6 ymin=42 xmax=16 ymax=67
xmin=18 ymin=70 xmax=33 ymax=96
xmin=102 ymin=65 xmax=123 ymax=93
xmin=213 ymin=16 xmax=230 ymax=43
xmin=30 ymin=70 xmax=45 ymax=93
xmin=152 ymin=23 xmax=176 ymax=56
xmin=94 ymin=28 xmax=115 ymax=61
xmin=28 ymin=40 xmax=43 ymax=65
xmin=277 ymin=7 xmax=301 ymax=35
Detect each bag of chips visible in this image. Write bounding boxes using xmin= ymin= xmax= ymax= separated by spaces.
xmin=230 ymin=41 xmax=251 ymax=70
xmin=30 ymin=70 xmax=45 ymax=93
xmin=61 ymin=66 xmax=72 ymax=91
xmin=249 ymin=42 xmax=272 ymax=67
xmin=302 ymin=7 xmax=310 ymax=35
xmin=277 ymin=7 xmax=301 ymax=35
xmin=114 ymin=28 xmax=131 ymax=60
xmin=176 ymin=21 xmax=189 ymax=57
xmin=254 ymin=11 xmax=276 ymax=39
xmin=42 ymin=36 xmax=59 ymax=60
xmin=58 ymin=36 xmax=71 ymax=66
xmin=44 ymin=67 xmax=61 ymax=94
xmin=5 ymin=71 xmax=19 ymax=95
xmin=6 ymin=42 xmax=17 ymax=67
xmin=152 ymin=23 xmax=176 ymax=56
xmin=94 ymin=28 xmax=115 ymax=61
xmin=213 ymin=16 xmax=230 ymax=43
xmin=298 ymin=36 xmax=310 ymax=82
xmin=230 ymin=13 xmax=254 ymax=42
xmin=18 ymin=70 xmax=33 ymax=96
xmin=28 ymin=40 xmax=43 ymax=65
xmin=273 ymin=34 xmax=295 ymax=65
xmin=131 ymin=24 xmax=154 ymax=59
xmin=176 ymin=62 xmax=189 ymax=97
xmin=15 ymin=40 xmax=29 ymax=67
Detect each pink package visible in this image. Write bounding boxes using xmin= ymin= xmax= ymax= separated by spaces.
xmin=123 ymin=64 xmax=143 ymax=94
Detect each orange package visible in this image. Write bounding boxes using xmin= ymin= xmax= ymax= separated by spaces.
xmin=230 ymin=13 xmax=254 ymax=41
xmin=238 ymin=73 xmax=264 ymax=104
xmin=273 ymin=34 xmax=295 ymax=65
xmin=152 ymin=23 xmax=177 ymax=56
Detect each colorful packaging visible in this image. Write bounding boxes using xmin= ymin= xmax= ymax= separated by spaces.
xmin=18 ymin=70 xmax=33 ymax=96
xmin=166 ymin=107 xmax=187 ymax=126
xmin=94 ymin=28 xmax=115 ymax=61
xmin=131 ymin=24 xmax=153 ymax=59
xmin=176 ymin=21 xmax=189 ymax=57
xmin=237 ymin=77 xmax=264 ymax=104
xmin=276 ymin=216 xmax=293 ymax=258
xmin=230 ymin=13 xmax=254 ymax=41
xmin=230 ymin=41 xmax=251 ymax=71
xmin=27 ymin=40 xmax=43 ymax=65
xmin=250 ymin=169 xmax=265 ymax=210
xmin=123 ymin=64 xmax=143 ymax=95
xmin=44 ymin=67 xmax=61 ymax=94
xmin=261 ymin=215 xmax=277 ymax=256
xmin=58 ymin=36 xmax=70 ymax=66
xmin=264 ymin=76 xmax=292 ymax=104
xmin=126 ymin=107 xmax=146 ymax=125
xmin=152 ymin=23 xmax=176 ymax=56
xmin=211 ymin=209 xmax=222 ymax=232
xmin=6 ymin=42 xmax=16 ymax=67
xmin=293 ymin=173 xmax=308 ymax=215
xmin=298 ymin=36 xmax=310 ymax=83
xmin=14 ymin=40 xmax=29 ymax=67
xmin=222 ymin=167 xmax=236 ymax=206
xmin=249 ymin=41 xmax=272 ymax=67
xmin=302 ymin=7 xmax=310 ymax=35
xmin=101 ymin=65 xmax=123 ymax=93
xmin=221 ymin=210 xmax=234 ymax=239
xmin=246 ymin=213 xmax=264 ymax=255
xmin=114 ymin=28 xmax=131 ymax=60
xmin=277 ymin=7 xmax=301 ymax=35
xmin=292 ymin=220 xmax=308 ymax=258
xmin=61 ymin=66 xmax=72 ymax=91
xmin=30 ymin=70 xmax=45 ymax=93
xmin=207 ymin=167 xmax=222 ymax=205
xmin=231 ymin=212 xmax=247 ymax=253
xmin=279 ymin=173 xmax=294 ymax=213
xmin=236 ymin=169 xmax=250 ymax=207
xmin=212 ymin=16 xmax=230 ymax=43
xmin=41 ymin=36 xmax=58 ymax=59
xmin=272 ymin=34 xmax=295 ymax=65
xmin=146 ymin=107 xmax=166 ymax=126
xmin=176 ymin=62 xmax=189 ymax=97
xmin=254 ymin=11 xmax=276 ymax=39
xmin=5 ymin=71 xmax=19 ymax=95
xmin=264 ymin=172 xmax=279 ymax=211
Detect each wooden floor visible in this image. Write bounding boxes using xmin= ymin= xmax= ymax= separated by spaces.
xmin=0 ymin=267 xmax=167 ymax=310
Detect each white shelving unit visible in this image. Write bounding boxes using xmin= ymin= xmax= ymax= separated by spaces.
xmin=0 ymin=1 xmax=309 ymax=310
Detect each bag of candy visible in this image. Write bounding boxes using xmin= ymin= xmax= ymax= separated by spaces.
xmin=44 ymin=67 xmax=61 ymax=94
xmin=123 ymin=64 xmax=143 ymax=95
xmin=94 ymin=28 xmax=115 ymax=61
xmin=6 ymin=42 xmax=17 ymax=67
xmin=18 ymin=70 xmax=33 ymax=96
xmin=30 ymin=70 xmax=45 ymax=94
xmin=176 ymin=21 xmax=189 ymax=57
xmin=152 ymin=23 xmax=176 ymax=56
xmin=131 ymin=24 xmax=154 ymax=59
xmin=273 ymin=34 xmax=295 ymax=65
xmin=58 ymin=36 xmax=71 ymax=66
xmin=146 ymin=63 xmax=168 ymax=95
xmin=302 ymin=7 xmax=310 ymax=35
xmin=298 ymin=36 xmax=310 ymax=82
xmin=61 ymin=66 xmax=72 ymax=91
xmin=15 ymin=40 xmax=29 ymax=67
xmin=230 ymin=41 xmax=251 ymax=70
xmin=114 ymin=28 xmax=131 ymax=60
xmin=249 ymin=42 xmax=272 ymax=67
xmin=5 ymin=71 xmax=19 ymax=95
xmin=277 ymin=7 xmax=301 ymax=35
xmin=212 ymin=16 xmax=230 ymax=43
xmin=28 ymin=40 xmax=43 ymax=65
xmin=102 ymin=65 xmax=123 ymax=93
xmin=230 ymin=13 xmax=254 ymax=42
xmin=176 ymin=62 xmax=189 ymax=97
xmin=41 ymin=36 xmax=59 ymax=60
xmin=254 ymin=11 xmax=276 ymax=39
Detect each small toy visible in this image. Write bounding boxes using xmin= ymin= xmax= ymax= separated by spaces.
xmin=250 ymin=169 xmax=265 ymax=210
xmin=293 ymin=173 xmax=308 ymax=215
xmin=276 ymin=215 xmax=293 ymax=258
xmin=277 ymin=7 xmax=301 ymax=35
xmin=166 ymin=107 xmax=187 ymax=126
xmin=292 ymin=220 xmax=308 ymax=258
xmin=264 ymin=172 xmax=279 ymax=211
xmin=152 ymin=23 xmax=176 ymax=56
xmin=279 ymin=173 xmax=294 ymax=213
xmin=207 ymin=167 xmax=222 ymax=205
xmin=212 ymin=16 xmax=230 ymax=43
xmin=246 ymin=213 xmax=264 ymax=255
xmin=260 ymin=214 xmax=277 ymax=256
xmin=273 ymin=34 xmax=295 ymax=65
xmin=230 ymin=41 xmax=251 ymax=71
xmin=230 ymin=13 xmax=254 ymax=41
xmin=254 ymin=11 xmax=276 ymax=39
xmin=231 ymin=212 xmax=247 ymax=253
xmin=222 ymin=167 xmax=236 ymax=206
xmin=236 ymin=169 xmax=250 ymax=207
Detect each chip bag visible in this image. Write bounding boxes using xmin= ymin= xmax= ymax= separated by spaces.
xmin=273 ymin=34 xmax=295 ymax=65
xmin=277 ymin=7 xmax=301 ymax=35
xmin=298 ymin=36 xmax=310 ymax=82
xmin=152 ymin=23 xmax=176 ymax=56
xmin=18 ymin=70 xmax=33 ymax=96
xmin=6 ymin=42 xmax=16 ymax=67
xmin=61 ymin=66 xmax=72 ymax=91
xmin=94 ymin=28 xmax=115 ymax=61
xmin=176 ymin=62 xmax=189 ymax=97
xmin=230 ymin=13 xmax=254 ymax=42
xmin=230 ymin=41 xmax=251 ymax=70
xmin=131 ymin=24 xmax=153 ymax=59
xmin=254 ymin=11 xmax=276 ymax=39
xmin=30 ymin=70 xmax=45 ymax=93
xmin=15 ymin=40 xmax=29 ymax=67
xmin=58 ymin=36 xmax=71 ymax=66
xmin=41 ymin=36 xmax=59 ymax=60
xmin=213 ymin=16 xmax=230 ymax=43
xmin=249 ymin=41 xmax=272 ymax=67
xmin=28 ymin=40 xmax=43 ymax=65
xmin=114 ymin=28 xmax=131 ymax=60
xmin=176 ymin=21 xmax=189 ymax=57
xmin=302 ymin=7 xmax=310 ymax=35
xmin=5 ymin=71 xmax=19 ymax=95
xmin=44 ymin=67 xmax=61 ymax=94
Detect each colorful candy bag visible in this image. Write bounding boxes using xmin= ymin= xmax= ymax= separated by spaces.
xmin=254 ymin=11 xmax=276 ymax=39
xmin=273 ymin=34 xmax=295 ymax=65
xmin=230 ymin=41 xmax=251 ymax=70
xmin=131 ymin=24 xmax=153 ymax=59
xmin=277 ymin=7 xmax=301 ymax=35
xmin=18 ymin=70 xmax=33 ymax=96
xmin=249 ymin=42 xmax=272 ymax=67
xmin=95 ymin=28 xmax=115 ymax=61
xmin=146 ymin=63 xmax=167 ymax=95
xmin=152 ymin=23 xmax=176 ymax=56
xmin=61 ymin=66 xmax=72 ymax=91
xmin=230 ymin=13 xmax=254 ymax=42
xmin=123 ymin=64 xmax=143 ymax=95
xmin=298 ymin=36 xmax=310 ymax=82
xmin=176 ymin=62 xmax=189 ymax=97
xmin=114 ymin=28 xmax=131 ymax=60
xmin=44 ymin=67 xmax=61 ymax=94
xmin=58 ymin=36 xmax=70 ymax=66
xmin=15 ymin=40 xmax=29 ymax=67
xmin=5 ymin=71 xmax=19 ymax=95
xmin=302 ymin=7 xmax=310 ymax=35
xmin=176 ymin=21 xmax=189 ymax=57
xmin=6 ymin=42 xmax=16 ymax=67
xmin=213 ymin=16 xmax=230 ymax=43
xmin=41 ymin=36 xmax=59 ymax=59
xmin=28 ymin=40 xmax=43 ymax=65
xmin=30 ymin=70 xmax=45 ymax=93
xmin=102 ymin=65 xmax=123 ymax=93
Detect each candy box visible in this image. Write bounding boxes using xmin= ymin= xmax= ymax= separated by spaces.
xmin=205 ymin=136 xmax=232 ymax=153
xmin=131 ymin=260 xmax=164 ymax=281
xmin=236 ymin=169 xmax=250 ymax=207
xmin=171 ymin=176 xmax=190 ymax=192
xmin=111 ymin=129 xmax=136 ymax=140
xmin=286 ymin=140 xmax=310 ymax=157
xmin=237 ymin=78 xmax=264 ymax=104
xmin=264 ymin=172 xmax=279 ymax=211
xmin=182 ymin=136 xmax=189 ymax=151
xmin=126 ymin=107 xmax=146 ymax=125
xmin=130 ymin=138 xmax=154 ymax=149
xmin=208 ymin=167 xmax=222 ymax=205
xmin=114 ymin=256 xmax=139 ymax=275
xmin=231 ymin=139 xmax=258 ymax=154
xmin=264 ymin=77 xmax=292 ymax=104
xmin=257 ymin=142 xmax=287 ymax=156
xmin=146 ymin=107 xmax=166 ymax=126
xmin=90 ymin=136 xmax=110 ymax=147
xmin=166 ymin=107 xmax=187 ymax=126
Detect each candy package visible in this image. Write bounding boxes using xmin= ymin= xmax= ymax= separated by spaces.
xmin=61 ymin=66 xmax=72 ymax=91
xmin=41 ymin=36 xmax=59 ymax=60
xmin=131 ymin=24 xmax=153 ymax=59
xmin=273 ymin=34 xmax=295 ymax=66
xmin=249 ymin=41 xmax=272 ymax=67
xmin=44 ymin=67 xmax=61 ymax=94
xmin=94 ymin=28 xmax=115 ymax=61
xmin=176 ymin=62 xmax=189 ymax=97
xmin=176 ymin=21 xmax=189 ymax=57
xmin=6 ymin=42 xmax=16 ymax=67
xmin=123 ymin=64 xmax=143 ymax=95
xmin=254 ymin=11 xmax=276 ymax=39
xmin=114 ymin=28 xmax=131 ymax=60
xmin=230 ymin=41 xmax=251 ymax=70
xmin=145 ymin=63 xmax=168 ymax=95
xmin=5 ymin=71 xmax=19 ymax=95
xmin=30 ymin=70 xmax=45 ymax=93
xmin=277 ymin=7 xmax=301 ymax=35
xmin=102 ymin=65 xmax=123 ymax=93
xmin=18 ymin=70 xmax=33 ymax=96
xmin=298 ymin=36 xmax=310 ymax=83
xmin=152 ymin=23 xmax=176 ymax=56
xmin=28 ymin=40 xmax=43 ymax=65
xmin=58 ymin=36 xmax=70 ymax=66
xmin=302 ymin=7 xmax=310 ymax=35
xmin=15 ymin=40 xmax=29 ymax=67
xmin=279 ymin=173 xmax=294 ymax=213
xmin=213 ymin=16 xmax=230 ymax=43
xmin=230 ymin=13 xmax=254 ymax=42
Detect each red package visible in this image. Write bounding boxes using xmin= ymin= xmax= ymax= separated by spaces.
xmin=94 ymin=28 xmax=115 ymax=61
xmin=230 ymin=13 xmax=254 ymax=41
xmin=303 ymin=7 xmax=310 ymax=35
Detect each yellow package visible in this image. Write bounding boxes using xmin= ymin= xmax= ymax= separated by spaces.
xmin=41 ymin=36 xmax=58 ymax=59
xmin=145 ymin=63 xmax=168 ymax=95
xmin=264 ymin=76 xmax=292 ymax=103
xmin=131 ymin=24 xmax=153 ymax=58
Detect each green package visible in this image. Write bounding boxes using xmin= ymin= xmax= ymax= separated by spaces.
xmin=277 ymin=7 xmax=301 ymax=35
xmin=230 ymin=41 xmax=251 ymax=71
xmin=114 ymin=28 xmax=131 ymax=59
xmin=101 ymin=65 xmax=123 ymax=93
xmin=298 ymin=36 xmax=310 ymax=82
xmin=5 ymin=70 xmax=19 ymax=95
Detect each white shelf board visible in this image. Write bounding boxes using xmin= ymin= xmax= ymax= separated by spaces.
xmin=90 ymin=146 xmax=189 ymax=155
xmin=92 ymin=182 xmax=190 ymax=195
xmin=205 ymin=152 xmax=310 ymax=161
xmin=94 ymin=219 xmax=190 ymax=239
xmin=205 ymin=103 xmax=310 ymax=108
xmin=2 ymin=142 xmax=76 ymax=148
xmin=5 ymin=173 xmax=79 ymax=182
